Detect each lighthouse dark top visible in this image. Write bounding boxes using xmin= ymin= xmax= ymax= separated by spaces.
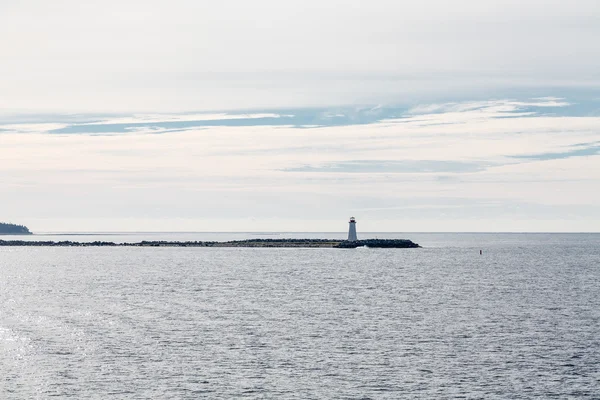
xmin=347 ymin=217 xmax=358 ymax=241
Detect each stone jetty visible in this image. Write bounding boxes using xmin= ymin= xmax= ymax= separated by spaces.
xmin=0 ymin=238 xmax=420 ymax=248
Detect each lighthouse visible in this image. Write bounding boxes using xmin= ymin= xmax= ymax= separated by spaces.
xmin=347 ymin=217 xmax=358 ymax=241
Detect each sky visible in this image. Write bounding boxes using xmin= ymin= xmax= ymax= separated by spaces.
xmin=1 ymin=0 xmax=600 ymax=232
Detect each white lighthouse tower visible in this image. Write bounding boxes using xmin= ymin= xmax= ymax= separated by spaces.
xmin=347 ymin=217 xmax=358 ymax=241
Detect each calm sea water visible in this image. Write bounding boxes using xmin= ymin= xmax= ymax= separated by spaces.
xmin=1 ymin=233 xmax=599 ymax=398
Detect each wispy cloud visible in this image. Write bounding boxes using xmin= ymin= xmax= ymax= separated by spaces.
xmin=283 ymin=160 xmax=489 ymax=174
xmin=512 ymin=143 xmax=600 ymax=161
xmin=0 ymin=97 xmax=590 ymax=136
xmin=1 ymin=96 xmax=599 ymax=231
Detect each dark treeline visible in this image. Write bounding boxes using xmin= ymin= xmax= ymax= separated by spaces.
xmin=0 ymin=223 xmax=32 ymax=235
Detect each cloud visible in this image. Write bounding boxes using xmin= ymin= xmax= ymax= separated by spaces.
xmin=283 ymin=160 xmax=489 ymax=174
xmin=511 ymin=143 xmax=600 ymax=161
xmin=3 ymin=107 xmax=410 ymax=134
xmin=1 ymin=0 xmax=599 ymax=232
xmin=1 ymin=0 xmax=599 ymax=112
xmin=1 ymin=97 xmax=591 ymax=136
xmin=1 ymin=96 xmax=600 ymax=231
xmin=407 ymin=99 xmax=571 ymax=116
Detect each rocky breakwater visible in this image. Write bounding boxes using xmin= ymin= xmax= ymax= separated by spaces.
xmin=0 ymin=238 xmax=420 ymax=248
xmin=336 ymin=239 xmax=421 ymax=248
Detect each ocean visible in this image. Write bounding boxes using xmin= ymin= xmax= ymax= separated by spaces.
xmin=1 ymin=233 xmax=599 ymax=398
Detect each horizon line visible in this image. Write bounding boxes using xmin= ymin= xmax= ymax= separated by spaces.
xmin=16 ymin=231 xmax=600 ymax=235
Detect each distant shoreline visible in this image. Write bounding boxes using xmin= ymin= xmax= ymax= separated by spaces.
xmin=0 ymin=238 xmax=420 ymax=249
xmin=0 ymin=222 xmax=32 ymax=235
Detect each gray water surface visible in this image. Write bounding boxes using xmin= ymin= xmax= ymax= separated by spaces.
xmin=1 ymin=234 xmax=599 ymax=398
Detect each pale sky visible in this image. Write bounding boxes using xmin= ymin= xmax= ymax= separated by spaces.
xmin=1 ymin=0 xmax=599 ymax=232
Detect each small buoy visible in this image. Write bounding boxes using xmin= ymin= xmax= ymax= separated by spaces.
xmin=480 ymin=250 xmax=482 ymax=255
